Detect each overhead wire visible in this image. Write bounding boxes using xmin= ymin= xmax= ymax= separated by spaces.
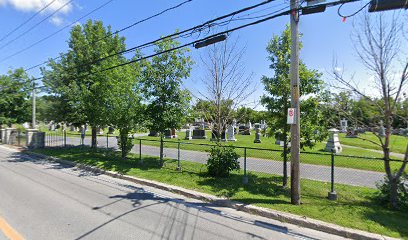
xmin=38 ymin=0 xmax=287 ymax=76
xmin=14 ymin=0 xmax=360 ymax=88
xmin=23 ymin=0 xmax=194 ymax=71
xmin=0 ymin=0 xmax=74 ymax=51
xmin=0 ymin=0 xmax=58 ymax=43
xmin=337 ymin=0 xmax=370 ymax=18
xmin=0 ymin=0 xmax=115 ymax=64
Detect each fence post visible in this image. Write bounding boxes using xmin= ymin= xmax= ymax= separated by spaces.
xmin=328 ymin=149 xmax=337 ymax=200
xmin=139 ymin=139 xmax=142 ymax=164
xmin=17 ymin=130 xmax=21 ymax=146
xmin=177 ymin=141 xmax=182 ymax=171
xmin=242 ymin=147 xmax=248 ymax=184
xmin=106 ymin=133 xmax=109 ymax=149
xmin=64 ymin=130 xmax=67 ymax=147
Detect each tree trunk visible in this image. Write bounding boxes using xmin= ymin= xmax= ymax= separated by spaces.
xmin=389 ymin=176 xmax=399 ymax=209
xmin=159 ymin=136 xmax=164 ymax=167
xmin=91 ymin=127 xmax=97 ymax=149
xmin=121 ymin=133 xmax=127 ymax=160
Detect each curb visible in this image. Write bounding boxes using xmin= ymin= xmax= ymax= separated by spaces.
xmin=21 ymin=149 xmax=397 ymax=240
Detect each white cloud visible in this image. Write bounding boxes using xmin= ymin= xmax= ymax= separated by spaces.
xmin=49 ymin=15 xmax=63 ymax=26
xmin=2 ymin=0 xmax=73 ymax=13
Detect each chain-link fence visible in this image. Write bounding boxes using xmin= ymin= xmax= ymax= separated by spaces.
xmin=4 ymin=130 xmax=407 ymax=193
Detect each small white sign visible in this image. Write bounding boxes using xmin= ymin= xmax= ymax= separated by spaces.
xmin=287 ymin=108 xmax=296 ymax=124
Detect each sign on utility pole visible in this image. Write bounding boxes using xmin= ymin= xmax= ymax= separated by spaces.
xmin=287 ymin=108 xmax=296 ymax=124
xmin=290 ymin=0 xmax=301 ymax=205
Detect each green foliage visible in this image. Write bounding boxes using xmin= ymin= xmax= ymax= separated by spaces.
xmin=261 ymin=25 xmax=328 ymax=150
xmin=143 ymin=36 xmax=193 ymax=134
xmin=376 ymin=173 xmax=408 ymax=209
xmin=117 ymin=133 xmax=134 ymax=159
xmin=0 ymin=68 xmax=31 ymax=126
xmin=206 ymin=144 xmax=240 ymax=177
xmin=42 ymin=20 xmax=127 ymax=130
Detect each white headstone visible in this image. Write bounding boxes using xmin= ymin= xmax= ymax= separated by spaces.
xmin=340 ymin=119 xmax=348 ymax=132
xmin=227 ymin=125 xmax=237 ymax=141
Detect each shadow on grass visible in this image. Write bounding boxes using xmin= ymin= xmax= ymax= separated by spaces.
xmin=26 ymin=146 xmax=408 ymax=238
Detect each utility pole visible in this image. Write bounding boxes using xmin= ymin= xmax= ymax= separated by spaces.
xmin=290 ymin=0 xmax=301 ymax=205
xmin=32 ymin=82 xmax=36 ymax=129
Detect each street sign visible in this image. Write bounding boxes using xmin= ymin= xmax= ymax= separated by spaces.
xmin=287 ymin=108 xmax=296 ymax=124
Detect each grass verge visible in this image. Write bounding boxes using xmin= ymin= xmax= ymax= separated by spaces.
xmin=31 ymin=147 xmax=408 ymax=239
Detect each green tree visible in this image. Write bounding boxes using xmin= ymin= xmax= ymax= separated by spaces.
xmin=42 ymin=20 xmax=127 ymax=148
xmin=143 ymin=36 xmax=193 ymax=166
xmin=0 ymin=68 xmax=31 ymax=127
xmin=261 ymin=25 xmax=327 ymax=187
xmin=107 ymin=52 xmax=146 ymax=159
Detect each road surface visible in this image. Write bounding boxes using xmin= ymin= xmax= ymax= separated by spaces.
xmin=0 ymin=145 xmax=347 ymax=240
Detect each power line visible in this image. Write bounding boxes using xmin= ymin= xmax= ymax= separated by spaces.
xmin=24 ymin=0 xmax=194 ymax=71
xmin=0 ymin=0 xmax=115 ymax=64
xmin=0 ymin=0 xmax=58 ymax=43
xmin=0 ymin=0 xmax=74 ymax=51
xmin=20 ymin=0 xmax=360 ymax=88
xmin=24 ymin=0 xmax=276 ymax=72
xmin=60 ymin=0 xmax=362 ymax=79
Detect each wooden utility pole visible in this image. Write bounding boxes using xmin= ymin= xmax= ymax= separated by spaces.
xmin=32 ymin=82 xmax=36 ymax=129
xmin=290 ymin=0 xmax=301 ymax=205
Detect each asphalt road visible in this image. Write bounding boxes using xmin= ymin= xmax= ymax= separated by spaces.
xmin=0 ymin=145 xmax=348 ymax=240
xmin=57 ymin=136 xmax=385 ymax=188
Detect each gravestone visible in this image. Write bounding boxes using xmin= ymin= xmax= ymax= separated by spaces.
xmin=70 ymin=125 xmax=76 ymax=132
xmin=247 ymin=121 xmax=252 ymax=130
xmin=192 ymin=128 xmax=206 ymax=139
xmin=108 ymin=127 xmax=115 ymax=134
xmin=325 ymin=128 xmax=342 ymax=153
xmin=164 ymin=129 xmax=172 ymax=138
xmin=345 ymin=127 xmax=358 ymax=138
xmin=340 ymin=119 xmax=348 ymax=133
xmin=227 ymin=125 xmax=237 ymax=141
xmin=379 ymin=120 xmax=386 ymax=137
xmin=253 ymin=128 xmax=261 ymax=143
xmin=185 ymin=128 xmax=192 ymax=140
xmin=148 ymin=130 xmax=159 ymax=137
xmin=211 ymin=130 xmax=219 ymax=141
xmin=49 ymin=122 xmax=56 ymax=131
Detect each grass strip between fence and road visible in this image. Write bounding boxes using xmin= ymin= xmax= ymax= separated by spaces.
xmin=31 ymin=147 xmax=408 ymax=239
xmin=135 ymin=137 xmax=406 ymax=173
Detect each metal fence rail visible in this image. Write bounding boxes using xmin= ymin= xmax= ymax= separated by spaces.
xmin=12 ymin=131 xmax=408 ymax=193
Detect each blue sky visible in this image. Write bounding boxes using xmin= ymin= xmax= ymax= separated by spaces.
xmin=0 ymin=0 xmax=401 ymax=107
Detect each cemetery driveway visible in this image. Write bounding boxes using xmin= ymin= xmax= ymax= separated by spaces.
xmin=63 ymin=136 xmax=386 ymax=189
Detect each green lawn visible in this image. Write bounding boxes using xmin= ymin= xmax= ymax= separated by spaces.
xmin=30 ymin=147 xmax=408 ymax=239
xmin=339 ymin=132 xmax=408 ymax=154
xmin=135 ymin=131 xmax=406 ymax=173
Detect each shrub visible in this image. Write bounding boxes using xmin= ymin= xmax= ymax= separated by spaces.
xmin=376 ymin=173 xmax=408 ymax=209
xmin=117 ymin=133 xmax=134 ymax=159
xmin=206 ymin=144 xmax=240 ymax=177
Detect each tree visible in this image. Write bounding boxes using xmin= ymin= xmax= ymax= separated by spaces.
xmin=0 ymin=68 xmax=31 ymax=127
xmin=261 ymin=25 xmax=327 ymax=187
xmin=143 ymin=36 xmax=193 ymax=166
xmin=332 ymin=14 xmax=408 ymax=208
xmin=42 ymin=20 xmax=127 ymax=148
xmin=196 ymin=37 xmax=255 ymax=140
xmin=106 ymin=52 xmax=147 ymax=159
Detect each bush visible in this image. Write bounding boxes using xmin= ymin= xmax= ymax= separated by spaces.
xmin=206 ymin=144 xmax=240 ymax=177
xmin=376 ymin=173 xmax=408 ymax=209
xmin=117 ymin=133 xmax=134 ymax=159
